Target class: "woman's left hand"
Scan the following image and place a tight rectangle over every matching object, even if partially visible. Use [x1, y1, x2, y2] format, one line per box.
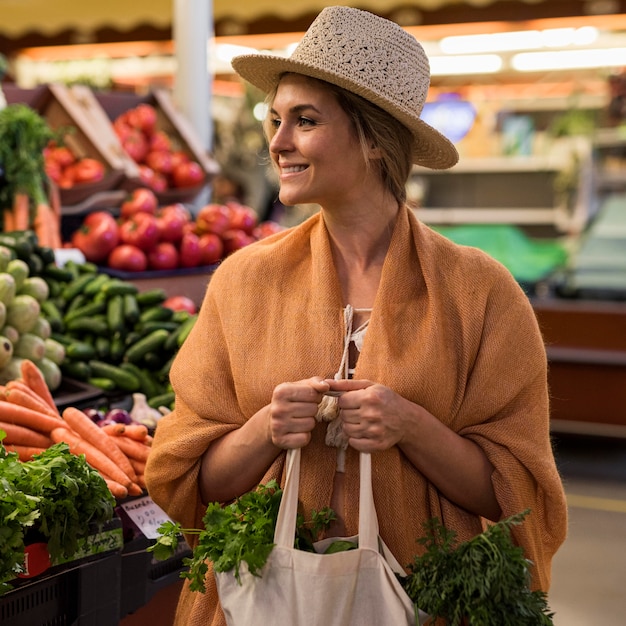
[325, 378, 413, 452]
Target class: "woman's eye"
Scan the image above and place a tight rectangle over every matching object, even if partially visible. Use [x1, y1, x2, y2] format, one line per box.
[269, 118, 281, 129]
[298, 117, 316, 127]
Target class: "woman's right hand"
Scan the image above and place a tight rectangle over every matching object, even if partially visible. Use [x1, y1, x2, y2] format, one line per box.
[269, 377, 330, 449]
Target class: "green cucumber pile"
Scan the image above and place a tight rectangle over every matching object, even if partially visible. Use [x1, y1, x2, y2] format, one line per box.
[0, 230, 196, 408]
[42, 260, 196, 408]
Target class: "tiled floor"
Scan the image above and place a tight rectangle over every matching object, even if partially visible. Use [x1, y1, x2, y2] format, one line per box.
[549, 434, 626, 625]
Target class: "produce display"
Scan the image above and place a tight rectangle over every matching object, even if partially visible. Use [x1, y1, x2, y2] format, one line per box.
[69, 187, 284, 270]
[43, 140, 106, 189]
[0, 358, 152, 499]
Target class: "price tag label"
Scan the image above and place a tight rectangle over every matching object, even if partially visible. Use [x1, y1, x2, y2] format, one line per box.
[121, 496, 172, 539]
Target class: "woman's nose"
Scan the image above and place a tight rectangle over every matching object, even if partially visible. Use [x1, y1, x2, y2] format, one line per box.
[269, 124, 292, 154]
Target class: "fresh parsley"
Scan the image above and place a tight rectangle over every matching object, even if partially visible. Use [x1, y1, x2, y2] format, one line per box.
[401, 509, 554, 626]
[149, 480, 336, 592]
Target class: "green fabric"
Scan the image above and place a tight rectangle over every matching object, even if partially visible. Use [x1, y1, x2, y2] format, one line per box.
[431, 224, 568, 283]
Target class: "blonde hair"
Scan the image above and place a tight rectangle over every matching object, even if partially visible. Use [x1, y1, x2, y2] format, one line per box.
[264, 74, 413, 204]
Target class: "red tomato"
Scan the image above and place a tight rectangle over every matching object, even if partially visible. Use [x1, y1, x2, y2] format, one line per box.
[179, 232, 202, 268]
[120, 188, 158, 218]
[108, 244, 148, 272]
[113, 118, 134, 142]
[155, 204, 189, 243]
[172, 161, 204, 188]
[198, 232, 224, 265]
[170, 150, 190, 169]
[148, 242, 179, 270]
[70, 158, 106, 184]
[145, 150, 173, 175]
[253, 220, 285, 240]
[49, 146, 76, 168]
[129, 103, 158, 135]
[222, 229, 255, 255]
[123, 129, 150, 163]
[44, 160, 62, 183]
[71, 211, 120, 264]
[119, 212, 160, 252]
[227, 203, 258, 235]
[163, 295, 197, 315]
[150, 130, 172, 153]
[196, 203, 232, 236]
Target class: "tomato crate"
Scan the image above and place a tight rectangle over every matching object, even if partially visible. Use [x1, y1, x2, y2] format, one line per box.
[0, 551, 121, 626]
[93, 88, 220, 203]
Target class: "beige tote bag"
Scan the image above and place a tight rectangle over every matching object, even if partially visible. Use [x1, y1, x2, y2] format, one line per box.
[215, 448, 420, 626]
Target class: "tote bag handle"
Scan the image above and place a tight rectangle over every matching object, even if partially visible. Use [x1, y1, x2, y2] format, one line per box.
[274, 448, 378, 551]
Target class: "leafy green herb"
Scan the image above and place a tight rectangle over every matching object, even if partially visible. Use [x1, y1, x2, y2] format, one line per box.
[401, 510, 554, 626]
[0, 437, 40, 594]
[13, 442, 115, 561]
[0, 433, 116, 595]
[150, 480, 336, 592]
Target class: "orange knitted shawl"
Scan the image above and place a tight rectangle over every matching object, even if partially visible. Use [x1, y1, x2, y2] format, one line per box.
[145, 206, 567, 626]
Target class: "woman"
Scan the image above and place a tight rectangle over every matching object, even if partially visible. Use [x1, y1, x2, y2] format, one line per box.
[145, 7, 567, 625]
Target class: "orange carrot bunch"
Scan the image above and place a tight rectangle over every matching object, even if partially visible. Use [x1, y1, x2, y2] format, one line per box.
[0, 359, 153, 499]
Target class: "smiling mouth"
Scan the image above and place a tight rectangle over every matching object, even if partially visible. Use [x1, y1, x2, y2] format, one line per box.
[282, 165, 308, 174]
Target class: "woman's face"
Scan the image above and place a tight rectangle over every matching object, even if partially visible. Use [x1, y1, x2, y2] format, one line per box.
[268, 74, 371, 209]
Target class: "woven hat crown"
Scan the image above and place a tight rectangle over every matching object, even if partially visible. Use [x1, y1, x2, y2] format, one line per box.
[231, 6, 458, 169]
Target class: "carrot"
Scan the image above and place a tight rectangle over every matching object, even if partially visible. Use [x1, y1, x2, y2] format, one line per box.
[20, 359, 57, 412]
[6, 380, 60, 416]
[62, 407, 137, 482]
[102, 477, 129, 500]
[4, 444, 47, 462]
[12, 193, 30, 231]
[4, 386, 61, 419]
[129, 457, 146, 476]
[3, 208, 15, 232]
[100, 422, 126, 436]
[50, 426, 133, 489]
[121, 423, 149, 441]
[112, 434, 151, 463]
[0, 421, 52, 448]
[0, 400, 63, 434]
[127, 482, 144, 496]
[49, 187, 63, 250]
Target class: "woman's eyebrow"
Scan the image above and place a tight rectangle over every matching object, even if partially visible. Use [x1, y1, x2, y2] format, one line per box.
[269, 103, 322, 116]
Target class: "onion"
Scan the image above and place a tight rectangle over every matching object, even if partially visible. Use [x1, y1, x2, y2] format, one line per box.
[83, 408, 105, 423]
[105, 408, 133, 425]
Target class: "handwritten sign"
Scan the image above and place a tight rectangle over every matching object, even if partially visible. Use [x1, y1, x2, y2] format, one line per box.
[121, 496, 172, 539]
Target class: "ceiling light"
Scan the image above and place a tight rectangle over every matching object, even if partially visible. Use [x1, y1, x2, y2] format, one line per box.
[430, 54, 503, 76]
[512, 47, 626, 71]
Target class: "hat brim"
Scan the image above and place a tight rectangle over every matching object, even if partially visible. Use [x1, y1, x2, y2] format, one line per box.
[232, 54, 459, 170]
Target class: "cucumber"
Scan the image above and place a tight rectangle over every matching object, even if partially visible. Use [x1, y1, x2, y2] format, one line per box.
[61, 360, 92, 381]
[124, 329, 169, 364]
[88, 377, 117, 392]
[65, 315, 109, 336]
[42, 263, 74, 283]
[40, 300, 64, 332]
[83, 273, 112, 297]
[147, 391, 175, 410]
[123, 293, 140, 324]
[120, 362, 162, 398]
[65, 340, 97, 361]
[177, 314, 198, 347]
[63, 300, 107, 325]
[61, 273, 97, 302]
[109, 334, 126, 362]
[164, 323, 185, 352]
[95, 336, 111, 360]
[135, 288, 167, 307]
[101, 279, 139, 298]
[139, 305, 173, 324]
[107, 294, 125, 334]
[138, 320, 180, 335]
[88, 360, 141, 392]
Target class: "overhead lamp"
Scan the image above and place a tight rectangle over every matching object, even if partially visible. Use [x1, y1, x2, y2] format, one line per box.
[429, 54, 503, 76]
[440, 27, 598, 54]
[512, 47, 626, 71]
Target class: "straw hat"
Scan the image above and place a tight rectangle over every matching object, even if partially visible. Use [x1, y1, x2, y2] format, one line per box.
[231, 5, 458, 170]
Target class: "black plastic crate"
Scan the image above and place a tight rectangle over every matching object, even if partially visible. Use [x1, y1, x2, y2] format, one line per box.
[0, 551, 121, 626]
[119, 535, 191, 618]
